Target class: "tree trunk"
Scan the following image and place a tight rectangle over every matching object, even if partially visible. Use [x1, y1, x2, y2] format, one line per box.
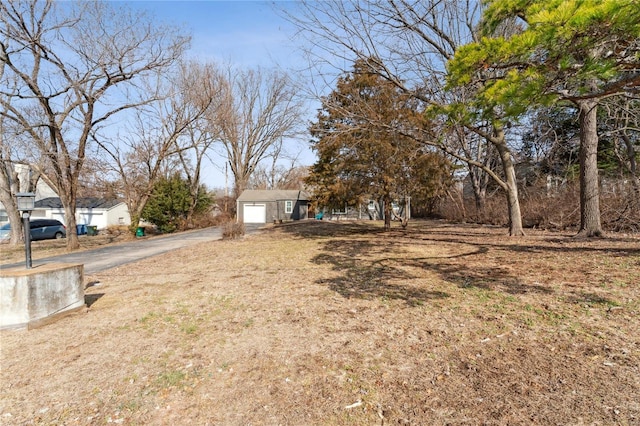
[468, 167, 487, 220]
[233, 174, 250, 200]
[0, 163, 23, 245]
[383, 195, 392, 231]
[576, 100, 604, 237]
[63, 202, 80, 250]
[494, 128, 525, 236]
[129, 213, 141, 235]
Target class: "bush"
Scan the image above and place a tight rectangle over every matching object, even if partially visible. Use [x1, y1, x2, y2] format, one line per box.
[211, 212, 234, 227]
[186, 211, 220, 230]
[435, 178, 639, 233]
[104, 225, 129, 236]
[520, 181, 580, 230]
[221, 221, 245, 240]
[142, 174, 213, 234]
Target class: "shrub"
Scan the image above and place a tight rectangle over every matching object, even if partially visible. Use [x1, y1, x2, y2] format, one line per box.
[435, 178, 638, 233]
[142, 174, 213, 234]
[222, 221, 245, 240]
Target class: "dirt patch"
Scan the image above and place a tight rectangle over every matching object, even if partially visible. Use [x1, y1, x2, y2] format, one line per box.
[1, 220, 639, 425]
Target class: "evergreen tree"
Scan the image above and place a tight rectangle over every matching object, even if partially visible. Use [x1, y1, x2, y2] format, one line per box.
[307, 59, 453, 230]
[142, 174, 212, 233]
[448, 0, 640, 236]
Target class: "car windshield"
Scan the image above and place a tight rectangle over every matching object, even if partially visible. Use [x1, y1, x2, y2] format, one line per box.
[0, 223, 10, 230]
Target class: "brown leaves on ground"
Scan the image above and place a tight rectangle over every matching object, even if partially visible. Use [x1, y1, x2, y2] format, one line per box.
[1, 220, 639, 425]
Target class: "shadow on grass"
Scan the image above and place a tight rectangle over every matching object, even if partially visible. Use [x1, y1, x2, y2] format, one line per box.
[276, 220, 637, 301]
[305, 222, 554, 299]
[566, 291, 620, 307]
[318, 276, 450, 307]
[396, 221, 640, 258]
[313, 238, 451, 306]
[422, 260, 555, 295]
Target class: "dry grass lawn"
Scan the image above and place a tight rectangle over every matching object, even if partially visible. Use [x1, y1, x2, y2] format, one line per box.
[1, 220, 639, 425]
[1, 229, 134, 264]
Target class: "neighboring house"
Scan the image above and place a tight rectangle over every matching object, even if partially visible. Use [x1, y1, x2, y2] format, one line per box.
[0, 164, 58, 225]
[236, 190, 310, 224]
[318, 198, 410, 221]
[33, 197, 131, 230]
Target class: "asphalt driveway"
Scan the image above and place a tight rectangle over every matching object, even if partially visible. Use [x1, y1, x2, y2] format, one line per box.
[1, 225, 263, 275]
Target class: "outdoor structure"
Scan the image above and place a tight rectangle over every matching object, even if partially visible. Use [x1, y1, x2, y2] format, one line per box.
[318, 198, 411, 221]
[0, 263, 85, 330]
[33, 197, 131, 230]
[237, 190, 310, 224]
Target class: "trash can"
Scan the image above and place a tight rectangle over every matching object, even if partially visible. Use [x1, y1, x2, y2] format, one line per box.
[76, 224, 87, 235]
[135, 226, 145, 237]
[87, 226, 98, 236]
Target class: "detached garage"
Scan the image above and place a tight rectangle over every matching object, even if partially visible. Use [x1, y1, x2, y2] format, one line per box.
[237, 190, 310, 224]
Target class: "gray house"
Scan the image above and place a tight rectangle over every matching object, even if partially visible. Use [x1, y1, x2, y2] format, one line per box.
[236, 190, 310, 224]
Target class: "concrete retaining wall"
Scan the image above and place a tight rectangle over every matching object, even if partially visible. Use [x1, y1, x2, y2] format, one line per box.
[0, 263, 84, 330]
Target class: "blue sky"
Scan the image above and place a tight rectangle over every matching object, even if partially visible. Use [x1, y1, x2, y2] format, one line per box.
[121, 1, 315, 190]
[125, 1, 301, 69]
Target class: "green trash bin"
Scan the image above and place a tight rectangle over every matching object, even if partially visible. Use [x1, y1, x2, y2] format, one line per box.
[135, 226, 145, 237]
[87, 226, 98, 236]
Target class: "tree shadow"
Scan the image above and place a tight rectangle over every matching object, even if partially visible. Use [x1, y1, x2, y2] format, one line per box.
[310, 227, 554, 298]
[412, 234, 640, 258]
[275, 220, 384, 239]
[566, 291, 619, 307]
[417, 259, 555, 295]
[280, 220, 636, 301]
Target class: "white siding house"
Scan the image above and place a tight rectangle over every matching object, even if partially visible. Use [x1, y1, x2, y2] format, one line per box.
[33, 197, 131, 230]
[0, 164, 58, 225]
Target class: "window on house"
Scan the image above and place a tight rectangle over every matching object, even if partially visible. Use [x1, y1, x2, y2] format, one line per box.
[285, 200, 293, 214]
[332, 204, 348, 215]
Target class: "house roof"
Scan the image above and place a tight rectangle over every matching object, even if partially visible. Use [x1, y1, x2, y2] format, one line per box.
[237, 190, 310, 202]
[35, 197, 123, 210]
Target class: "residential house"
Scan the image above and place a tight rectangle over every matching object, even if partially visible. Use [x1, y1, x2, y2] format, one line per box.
[34, 197, 130, 230]
[318, 198, 410, 221]
[0, 164, 57, 225]
[236, 190, 310, 224]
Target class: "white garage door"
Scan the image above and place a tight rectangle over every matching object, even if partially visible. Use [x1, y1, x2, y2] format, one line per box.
[243, 204, 266, 223]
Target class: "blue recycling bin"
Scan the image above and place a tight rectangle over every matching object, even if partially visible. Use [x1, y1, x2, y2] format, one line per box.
[76, 224, 87, 235]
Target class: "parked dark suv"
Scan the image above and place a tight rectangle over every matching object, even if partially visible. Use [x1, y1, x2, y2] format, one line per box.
[0, 219, 66, 241]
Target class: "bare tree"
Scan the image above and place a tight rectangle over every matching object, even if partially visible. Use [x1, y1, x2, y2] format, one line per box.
[208, 66, 305, 198]
[0, 117, 22, 245]
[96, 68, 216, 233]
[173, 62, 228, 225]
[0, 104, 42, 245]
[248, 162, 309, 190]
[0, 0, 189, 249]
[285, 0, 527, 235]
